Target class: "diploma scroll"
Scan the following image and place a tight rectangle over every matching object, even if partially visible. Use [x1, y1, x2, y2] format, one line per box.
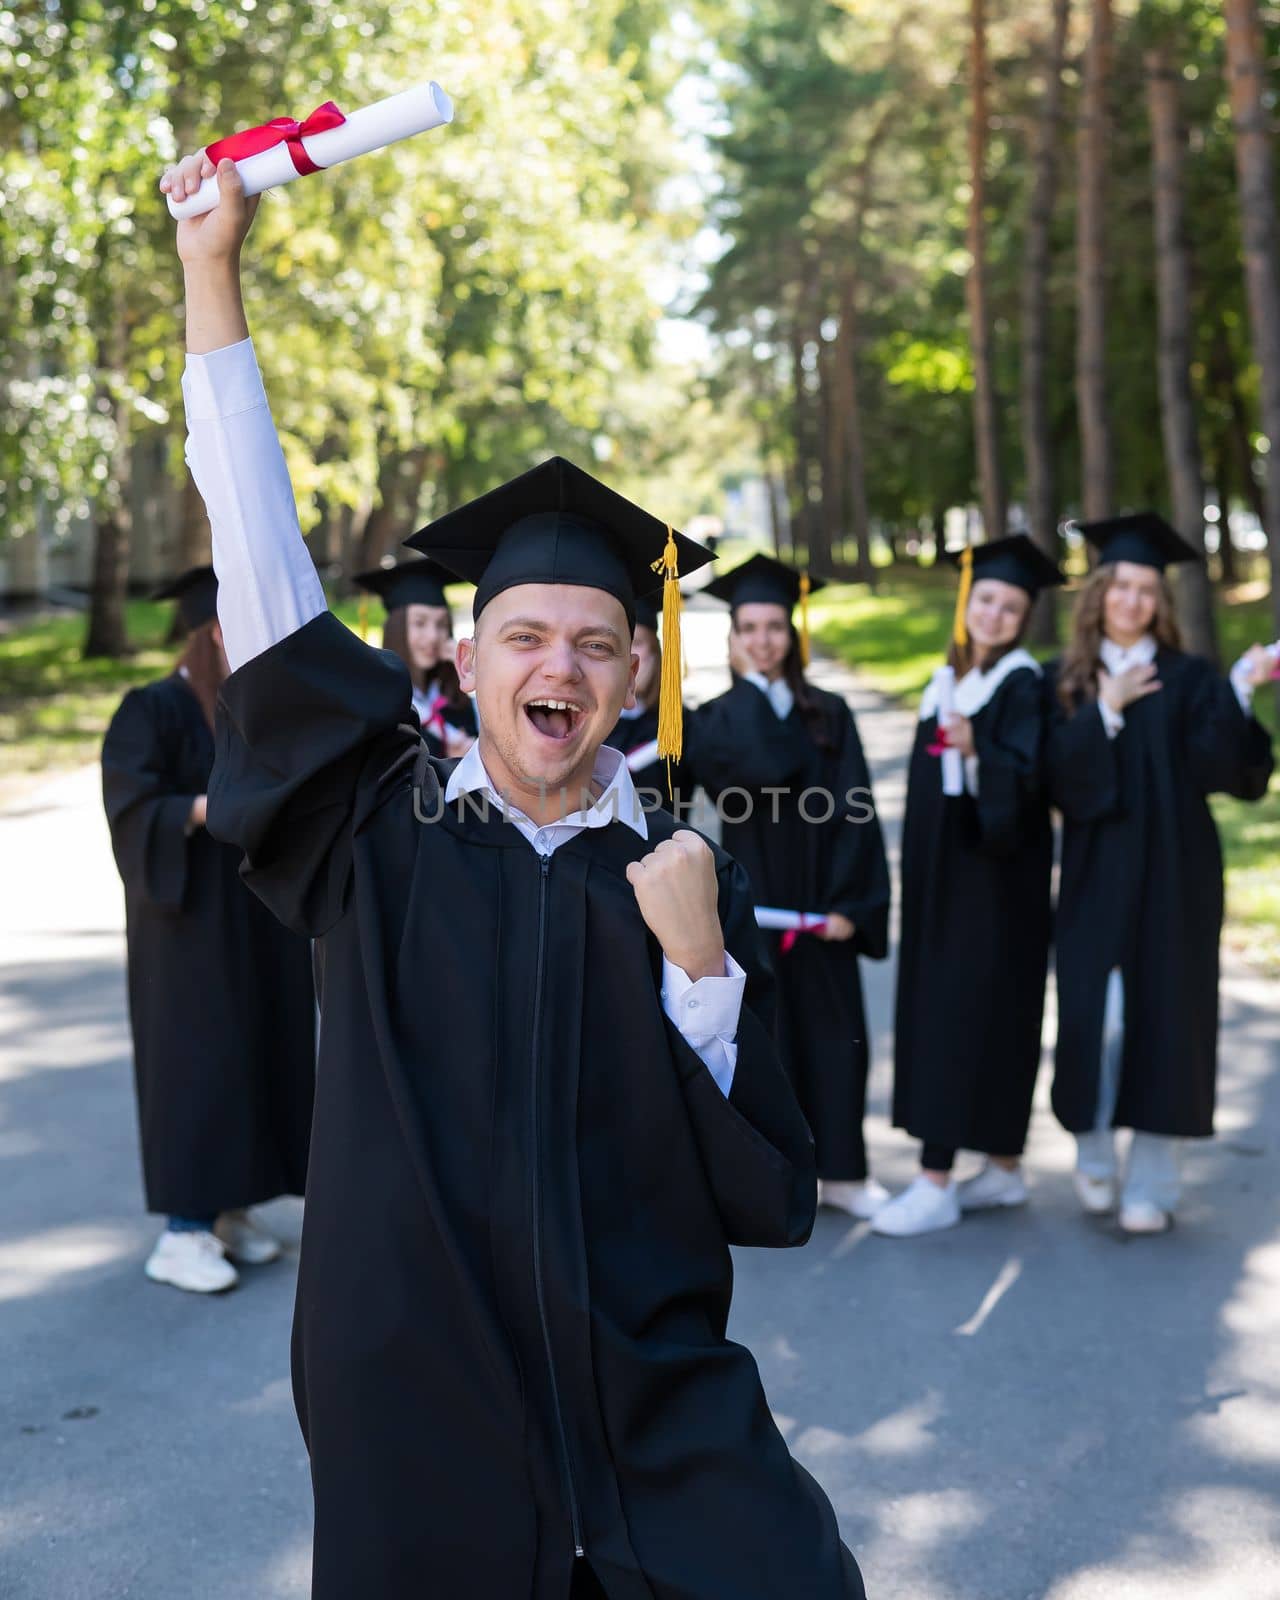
[165, 82, 455, 220]
[930, 666, 965, 796]
[624, 739, 662, 774]
[754, 906, 829, 952]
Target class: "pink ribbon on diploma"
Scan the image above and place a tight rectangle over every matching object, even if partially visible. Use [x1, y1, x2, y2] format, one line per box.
[206, 100, 347, 177]
[926, 724, 951, 759]
[780, 915, 828, 954]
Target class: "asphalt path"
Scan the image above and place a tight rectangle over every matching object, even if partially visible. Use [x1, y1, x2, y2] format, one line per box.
[1, 599, 1277, 1597]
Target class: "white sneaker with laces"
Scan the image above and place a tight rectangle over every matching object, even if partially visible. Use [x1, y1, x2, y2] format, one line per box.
[215, 1210, 283, 1266]
[1119, 1199, 1171, 1235]
[1073, 1172, 1116, 1216]
[870, 1175, 961, 1237]
[145, 1229, 239, 1294]
[818, 1177, 891, 1220]
[957, 1162, 1028, 1212]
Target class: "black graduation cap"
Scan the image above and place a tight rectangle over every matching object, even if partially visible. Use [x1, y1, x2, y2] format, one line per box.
[944, 534, 1064, 597]
[702, 553, 828, 612]
[1075, 511, 1200, 572]
[153, 565, 218, 631]
[633, 593, 660, 634]
[403, 456, 714, 629]
[353, 557, 457, 614]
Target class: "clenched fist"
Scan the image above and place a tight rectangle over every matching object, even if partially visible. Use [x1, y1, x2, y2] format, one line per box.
[625, 830, 726, 982]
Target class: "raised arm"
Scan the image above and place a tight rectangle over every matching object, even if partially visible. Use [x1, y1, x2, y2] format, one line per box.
[166, 153, 326, 669]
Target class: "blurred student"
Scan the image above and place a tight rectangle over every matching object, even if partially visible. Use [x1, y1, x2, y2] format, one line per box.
[874, 536, 1063, 1238]
[693, 555, 892, 1220]
[1046, 513, 1275, 1234]
[355, 557, 477, 758]
[102, 567, 316, 1293]
[602, 592, 690, 812]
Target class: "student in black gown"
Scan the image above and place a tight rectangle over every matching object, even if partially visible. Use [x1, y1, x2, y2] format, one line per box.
[691, 554, 892, 1221]
[601, 592, 690, 812]
[101, 566, 315, 1294]
[873, 535, 1063, 1238]
[353, 556, 477, 758]
[1045, 512, 1275, 1234]
[168, 150, 865, 1600]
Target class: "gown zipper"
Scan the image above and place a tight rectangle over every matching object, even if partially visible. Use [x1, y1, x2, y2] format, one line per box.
[530, 851, 586, 1561]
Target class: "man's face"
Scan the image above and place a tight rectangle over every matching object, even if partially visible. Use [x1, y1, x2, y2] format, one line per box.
[455, 583, 638, 803]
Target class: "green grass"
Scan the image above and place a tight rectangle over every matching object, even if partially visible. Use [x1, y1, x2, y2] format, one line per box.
[810, 566, 1280, 974]
[0, 602, 176, 784]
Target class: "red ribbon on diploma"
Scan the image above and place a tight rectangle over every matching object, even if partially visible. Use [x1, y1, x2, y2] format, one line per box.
[206, 100, 347, 177]
[780, 915, 828, 954]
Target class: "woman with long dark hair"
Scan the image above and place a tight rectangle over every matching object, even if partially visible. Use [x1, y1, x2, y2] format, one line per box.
[873, 535, 1063, 1238]
[355, 558, 476, 758]
[102, 566, 316, 1292]
[1047, 513, 1274, 1234]
[691, 555, 892, 1220]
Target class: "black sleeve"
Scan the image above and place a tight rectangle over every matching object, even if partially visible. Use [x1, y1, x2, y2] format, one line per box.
[1044, 669, 1121, 823]
[665, 856, 817, 1250]
[101, 689, 199, 911]
[971, 670, 1048, 857]
[207, 612, 422, 938]
[825, 705, 891, 958]
[1184, 658, 1275, 801]
[687, 679, 812, 795]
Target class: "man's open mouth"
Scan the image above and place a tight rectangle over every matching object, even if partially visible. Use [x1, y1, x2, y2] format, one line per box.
[523, 698, 585, 742]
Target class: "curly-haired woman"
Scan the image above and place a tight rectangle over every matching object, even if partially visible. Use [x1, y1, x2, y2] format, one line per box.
[1045, 513, 1274, 1234]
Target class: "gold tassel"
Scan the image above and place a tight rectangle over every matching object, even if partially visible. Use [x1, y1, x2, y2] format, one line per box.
[358, 595, 370, 642]
[650, 525, 684, 769]
[799, 571, 812, 670]
[952, 546, 973, 650]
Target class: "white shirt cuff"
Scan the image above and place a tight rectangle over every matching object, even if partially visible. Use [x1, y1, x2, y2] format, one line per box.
[661, 952, 746, 1099]
[1098, 698, 1125, 739]
[182, 338, 268, 421]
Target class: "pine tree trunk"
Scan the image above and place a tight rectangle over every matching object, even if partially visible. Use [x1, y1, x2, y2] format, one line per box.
[966, 0, 1007, 541]
[836, 270, 875, 584]
[1213, 429, 1239, 582]
[1076, 0, 1114, 522]
[1021, 0, 1071, 645]
[817, 332, 844, 566]
[1225, 0, 1280, 645]
[1147, 48, 1219, 662]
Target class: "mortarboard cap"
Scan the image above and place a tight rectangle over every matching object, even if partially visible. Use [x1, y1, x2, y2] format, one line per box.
[633, 593, 660, 634]
[702, 552, 828, 613]
[353, 557, 457, 614]
[1075, 511, 1199, 572]
[945, 533, 1064, 597]
[153, 565, 218, 631]
[404, 456, 714, 630]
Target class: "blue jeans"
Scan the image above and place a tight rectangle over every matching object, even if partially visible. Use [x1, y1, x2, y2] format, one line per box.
[1075, 969, 1182, 1212]
[167, 1215, 217, 1233]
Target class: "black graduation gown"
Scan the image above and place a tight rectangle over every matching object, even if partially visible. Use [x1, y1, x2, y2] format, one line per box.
[207, 614, 864, 1600]
[689, 677, 891, 1181]
[101, 675, 315, 1216]
[1045, 649, 1274, 1138]
[603, 704, 692, 816]
[892, 664, 1053, 1156]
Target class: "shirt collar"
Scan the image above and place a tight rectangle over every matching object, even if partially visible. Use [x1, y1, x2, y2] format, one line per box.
[1100, 634, 1157, 673]
[443, 737, 648, 840]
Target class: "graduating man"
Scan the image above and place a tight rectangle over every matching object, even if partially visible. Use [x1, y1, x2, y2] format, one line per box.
[165, 152, 865, 1598]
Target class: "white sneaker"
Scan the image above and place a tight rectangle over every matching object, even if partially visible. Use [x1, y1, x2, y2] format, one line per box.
[870, 1175, 961, 1238]
[145, 1229, 239, 1294]
[1119, 1199, 1172, 1235]
[957, 1162, 1028, 1212]
[215, 1210, 282, 1266]
[818, 1177, 891, 1220]
[1073, 1172, 1117, 1216]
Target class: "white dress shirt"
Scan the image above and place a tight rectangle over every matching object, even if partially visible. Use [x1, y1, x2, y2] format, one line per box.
[183, 336, 744, 1096]
[742, 671, 794, 720]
